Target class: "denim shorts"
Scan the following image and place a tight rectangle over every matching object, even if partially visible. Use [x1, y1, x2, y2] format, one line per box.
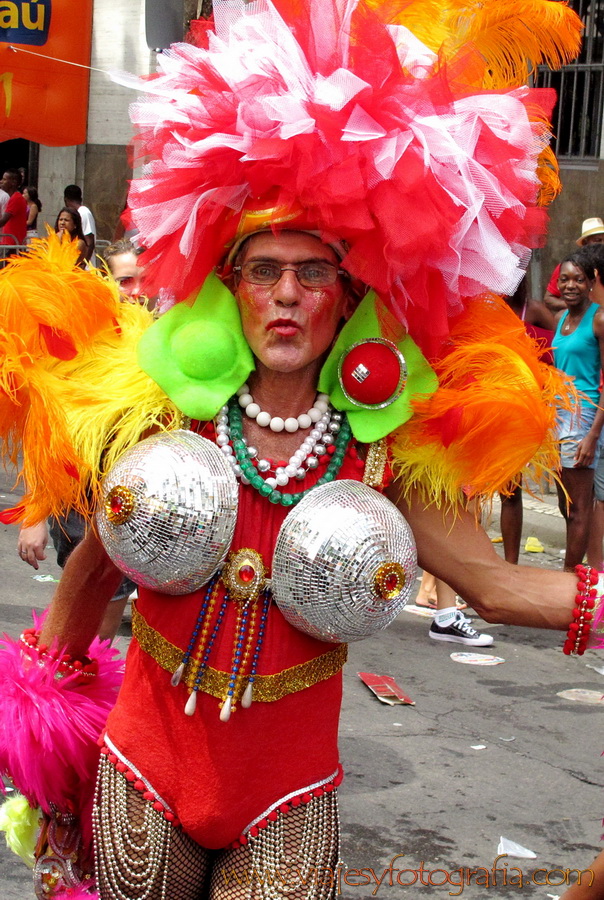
[594, 448, 604, 500]
[557, 403, 599, 470]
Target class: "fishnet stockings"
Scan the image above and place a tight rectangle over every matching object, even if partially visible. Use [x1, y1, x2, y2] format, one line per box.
[211, 793, 341, 900]
[94, 757, 340, 900]
[94, 754, 211, 900]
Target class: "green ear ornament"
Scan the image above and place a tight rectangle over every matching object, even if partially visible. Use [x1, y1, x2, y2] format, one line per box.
[137, 273, 255, 420]
[319, 291, 438, 443]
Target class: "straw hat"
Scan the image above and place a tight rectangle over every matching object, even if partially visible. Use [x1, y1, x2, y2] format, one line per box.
[576, 217, 604, 245]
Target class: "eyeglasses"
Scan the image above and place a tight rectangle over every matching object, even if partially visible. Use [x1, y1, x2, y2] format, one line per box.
[233, 260, 349, 289]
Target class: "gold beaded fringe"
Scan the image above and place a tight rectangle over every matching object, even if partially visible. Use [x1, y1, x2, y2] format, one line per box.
[132, 605, 348, 703]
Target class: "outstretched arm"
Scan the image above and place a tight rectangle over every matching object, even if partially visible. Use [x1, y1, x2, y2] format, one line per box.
[39, 527, 124, 657]
[391, 486, 577, 629]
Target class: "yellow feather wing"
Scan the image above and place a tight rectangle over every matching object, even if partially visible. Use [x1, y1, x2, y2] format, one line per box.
[0, 235, 180, 525]
[365, 0, 582, 88]
[389, 295, 576, 506]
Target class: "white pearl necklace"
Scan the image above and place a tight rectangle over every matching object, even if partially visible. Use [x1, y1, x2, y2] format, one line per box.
[236, 383, 330, 433]
[215, 394, 343, 490]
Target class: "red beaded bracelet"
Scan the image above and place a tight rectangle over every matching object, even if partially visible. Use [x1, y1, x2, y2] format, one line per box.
[20, 628, 98, 683]
[562, 564, 598, 656]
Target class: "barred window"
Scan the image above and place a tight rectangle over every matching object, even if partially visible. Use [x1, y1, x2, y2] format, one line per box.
[535, 0, 604, 159]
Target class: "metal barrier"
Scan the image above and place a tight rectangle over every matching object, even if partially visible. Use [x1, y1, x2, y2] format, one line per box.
[0, 237, 113, 267]
[0, 237, 28, 266]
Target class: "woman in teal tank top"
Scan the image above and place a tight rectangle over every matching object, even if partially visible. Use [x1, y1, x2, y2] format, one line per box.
[553, 254, 604, 570]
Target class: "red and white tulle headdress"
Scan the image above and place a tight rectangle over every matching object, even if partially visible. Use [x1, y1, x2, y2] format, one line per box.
[126, 0, 580, 356]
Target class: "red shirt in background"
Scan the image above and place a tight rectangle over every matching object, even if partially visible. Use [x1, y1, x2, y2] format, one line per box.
[546, 262, 561, 299]
[1, 192, 27, 245]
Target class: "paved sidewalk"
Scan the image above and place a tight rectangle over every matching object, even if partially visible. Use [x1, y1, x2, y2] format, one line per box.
[484, 490, 565, 562]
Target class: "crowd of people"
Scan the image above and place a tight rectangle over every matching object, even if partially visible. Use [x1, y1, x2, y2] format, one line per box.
[417, 216, 604, 644]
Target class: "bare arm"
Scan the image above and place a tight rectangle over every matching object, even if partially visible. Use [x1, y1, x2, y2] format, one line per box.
[544, 290, 566, 315]
[76, 238, 87, 268]
[390, 486, 576, 628]
[525, 297, 557, 331]
[83, 232, 95, 261]
[574, 307, 604, 467]
[39, 527, 124, 657]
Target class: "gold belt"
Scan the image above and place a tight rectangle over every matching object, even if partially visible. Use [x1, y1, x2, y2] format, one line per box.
[131, 605, 347, 703]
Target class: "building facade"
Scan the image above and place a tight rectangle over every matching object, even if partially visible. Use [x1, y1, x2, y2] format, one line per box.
[4, 0, 201, 241]
[534, 0, 604, 293]
[1, 0, 601, 273]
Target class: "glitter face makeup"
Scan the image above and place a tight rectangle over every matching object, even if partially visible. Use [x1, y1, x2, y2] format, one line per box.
[234, 232, 353, 374]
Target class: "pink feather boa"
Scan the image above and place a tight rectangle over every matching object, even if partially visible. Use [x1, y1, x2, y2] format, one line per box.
[0, 616, 123, 861]
[590, 578, 604, 649]
[53, 887, 99, 899]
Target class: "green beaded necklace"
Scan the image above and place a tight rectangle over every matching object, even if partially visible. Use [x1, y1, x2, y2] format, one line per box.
[227, 396, 352, 507]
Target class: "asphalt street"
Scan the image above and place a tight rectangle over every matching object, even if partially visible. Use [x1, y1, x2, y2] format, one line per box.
[0, 466, 603, 900]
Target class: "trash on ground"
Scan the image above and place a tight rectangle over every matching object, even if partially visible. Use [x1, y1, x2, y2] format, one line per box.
[471, 744, 487, 750]
[499, 736, 516, 742]
[497, 837, 537, 859]
[491, 536, 503, 543]
[586, 664, 604, 675]
[524, 536, 544, 552]
[450, 652, 505, 666]
[557, 688, 604, 704]
[32, 574, 59, 583]
[404, 604, 435, 618]
[358, 672, 415, 706]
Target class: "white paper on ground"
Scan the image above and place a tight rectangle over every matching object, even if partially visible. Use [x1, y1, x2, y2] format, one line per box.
[497, 837, 537, 859]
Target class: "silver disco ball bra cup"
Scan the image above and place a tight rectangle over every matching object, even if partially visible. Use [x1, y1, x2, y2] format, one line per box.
[97, 435, 417, 642]
[272, 480, 417, 642]
[96, 430, 238, 594]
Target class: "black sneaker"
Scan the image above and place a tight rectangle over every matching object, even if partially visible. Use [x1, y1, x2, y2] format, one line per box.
[429, 612, 494, 647]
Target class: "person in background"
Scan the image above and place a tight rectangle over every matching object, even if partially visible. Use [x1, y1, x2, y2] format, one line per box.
[500, 279, 557, 563]
[103, 239, 148, 304]
[553, 253, 604, 570]
[23, 186, 42, 242]
[0, 168, 27, 247]
[417, 570, 493, 646]
[544, 217, 604, 314]
[573, 243, 604, 572]
[55, 207, 87, 268]
[0, 180, 9, 219]
[63, 183, 96, 264]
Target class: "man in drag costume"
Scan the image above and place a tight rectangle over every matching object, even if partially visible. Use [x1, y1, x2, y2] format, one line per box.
[0, 1, 600, 898]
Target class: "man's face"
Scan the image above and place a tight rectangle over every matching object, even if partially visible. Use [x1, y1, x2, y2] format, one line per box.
[0, 173, 15, 195]
[233, 231, 353, 374]
[585, 234, 604, 245]
[108, 252, 145, 302]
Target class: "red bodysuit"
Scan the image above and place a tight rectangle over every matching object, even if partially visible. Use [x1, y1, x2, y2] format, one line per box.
[104, 448, 367, 849]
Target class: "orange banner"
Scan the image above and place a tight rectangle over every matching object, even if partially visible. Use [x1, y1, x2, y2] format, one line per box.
[0, 0, 93, 146]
